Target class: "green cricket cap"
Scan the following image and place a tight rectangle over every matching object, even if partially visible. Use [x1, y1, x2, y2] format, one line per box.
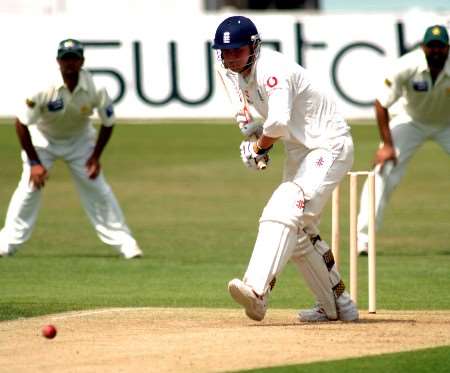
[57, 39, 84, 59]
[423, 25, 449, 46]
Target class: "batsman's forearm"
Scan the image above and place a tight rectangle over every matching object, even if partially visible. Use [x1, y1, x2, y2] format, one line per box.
[256, 134, 278, 150]
[15, 118, 41, 163]
[92, 125, 113, 159]
[374, 100, 393, 146]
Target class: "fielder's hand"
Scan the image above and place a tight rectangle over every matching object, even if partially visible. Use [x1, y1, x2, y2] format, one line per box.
[240, 140, 271, 171]
[374, 144, 397, 172]
[29, 163, 48, 190]
[86, 156, 101, 179]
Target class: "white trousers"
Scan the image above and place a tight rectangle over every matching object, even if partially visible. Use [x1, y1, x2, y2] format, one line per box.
[244, 134, 354, 294]
[357, 120, 450, 244]
[284, 135, 355, 227]
[0, 131, 138, 256]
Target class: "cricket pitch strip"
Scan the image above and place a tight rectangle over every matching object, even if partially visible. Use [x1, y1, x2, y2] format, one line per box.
[1, 308, 450, 372]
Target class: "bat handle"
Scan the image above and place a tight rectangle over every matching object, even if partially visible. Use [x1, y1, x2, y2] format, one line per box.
[248, 134, 267, 170]
[257, 156, 268, 170]
[258, 155, 269, 170]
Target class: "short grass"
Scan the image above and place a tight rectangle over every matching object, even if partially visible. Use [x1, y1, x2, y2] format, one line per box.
[243, 345, 450, 373]
[1, 121, 449, 371]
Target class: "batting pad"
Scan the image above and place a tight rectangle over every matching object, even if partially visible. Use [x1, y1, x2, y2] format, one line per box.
[313, 238, 342, 289]
[244, 221, 297, 296]
[291, 235, 338, 320]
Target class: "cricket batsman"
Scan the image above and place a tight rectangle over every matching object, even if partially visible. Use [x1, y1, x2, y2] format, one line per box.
[212, 16, 358, 321]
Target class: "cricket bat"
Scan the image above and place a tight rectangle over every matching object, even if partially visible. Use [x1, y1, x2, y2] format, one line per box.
[216, 67, 267, 170]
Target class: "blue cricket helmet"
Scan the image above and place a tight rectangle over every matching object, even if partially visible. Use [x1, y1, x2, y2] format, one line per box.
[212, 16, 260, 49]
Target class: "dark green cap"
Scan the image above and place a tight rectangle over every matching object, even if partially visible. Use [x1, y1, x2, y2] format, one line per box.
[57, 39, 84, 59]
[423, 25, 449, 46]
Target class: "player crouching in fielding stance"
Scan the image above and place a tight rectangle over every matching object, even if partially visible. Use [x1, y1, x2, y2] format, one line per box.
[212, 16, 358, 322]
[356, 25, 450, 255]
[0, 39, 142, 259]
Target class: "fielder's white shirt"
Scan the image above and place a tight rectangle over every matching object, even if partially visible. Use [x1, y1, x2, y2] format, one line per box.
[377, 48, 450, 126]
[17, 69, 115, 140]
[238, 48, 350, 149]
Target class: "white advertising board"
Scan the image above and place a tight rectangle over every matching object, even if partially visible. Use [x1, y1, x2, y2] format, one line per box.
[0, 12, 448, 120]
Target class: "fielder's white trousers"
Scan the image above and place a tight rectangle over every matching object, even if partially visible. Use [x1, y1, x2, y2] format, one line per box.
[0, 130, 139, 256]
[357, 120, 450, 245]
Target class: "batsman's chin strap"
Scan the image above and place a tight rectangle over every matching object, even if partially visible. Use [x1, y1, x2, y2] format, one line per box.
[237, 50, 258, 74]
[237, 63, 252, 74]
[240, 39, 261, 73]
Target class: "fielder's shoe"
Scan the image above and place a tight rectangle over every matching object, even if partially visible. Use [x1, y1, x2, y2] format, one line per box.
[0, 241, 12, 257]
[228, 278, 267, 321]
[336, 292, 359, 321]
[357, 238, 368, 256]
[121, 244, 143, 259]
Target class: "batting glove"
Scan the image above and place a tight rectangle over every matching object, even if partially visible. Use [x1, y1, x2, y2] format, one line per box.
[239, 121, 263, 139]
[240, 140, 271, 170]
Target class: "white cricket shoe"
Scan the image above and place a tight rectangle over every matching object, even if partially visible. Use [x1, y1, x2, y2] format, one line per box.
[0, 241, 12, 257]
[121, 244, 143, 259]
[298, 292, 359, 322]
[336, 292, 359, 321]
[357, 238, 368, 256]
[228, 279, 267, 321]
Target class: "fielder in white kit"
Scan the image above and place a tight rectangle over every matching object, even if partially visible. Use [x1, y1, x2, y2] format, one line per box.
[357, 25, 450, 255]
[0, 39, 142, 259]
[212, 16, 358, 322]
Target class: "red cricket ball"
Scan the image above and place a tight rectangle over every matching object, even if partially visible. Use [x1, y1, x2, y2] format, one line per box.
[42, 324, 57, 339]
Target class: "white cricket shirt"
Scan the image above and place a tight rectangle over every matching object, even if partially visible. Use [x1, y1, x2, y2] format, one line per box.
[238, 48, 349, 149]
[377, 48, 450, 126]
[17, 69, 115, 140]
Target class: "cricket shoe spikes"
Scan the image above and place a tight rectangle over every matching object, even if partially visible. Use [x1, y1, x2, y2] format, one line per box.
[228, 278, 268, 321]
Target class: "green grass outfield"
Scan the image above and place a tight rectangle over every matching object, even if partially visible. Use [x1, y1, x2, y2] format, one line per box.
[1, 121, 450, 371]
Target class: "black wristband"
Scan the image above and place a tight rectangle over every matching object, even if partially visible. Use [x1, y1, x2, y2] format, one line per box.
[29, 159, 42, 166]
[253, 142, 266, 155]
[254, 142, 273, 155]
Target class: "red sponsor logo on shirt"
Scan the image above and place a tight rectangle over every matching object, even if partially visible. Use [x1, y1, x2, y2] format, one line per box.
[296, 199, 305, 210]
[266, 76, 278, 88]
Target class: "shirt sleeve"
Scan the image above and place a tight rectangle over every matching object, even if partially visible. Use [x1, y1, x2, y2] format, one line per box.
[376, 61, 403, 109]
[16, 92, 42, 125]
[95, 88, 115, 126]
[261, 75, 292, 138]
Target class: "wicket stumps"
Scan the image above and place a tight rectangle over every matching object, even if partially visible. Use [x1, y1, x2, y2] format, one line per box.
[331, 171, 376, 313]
